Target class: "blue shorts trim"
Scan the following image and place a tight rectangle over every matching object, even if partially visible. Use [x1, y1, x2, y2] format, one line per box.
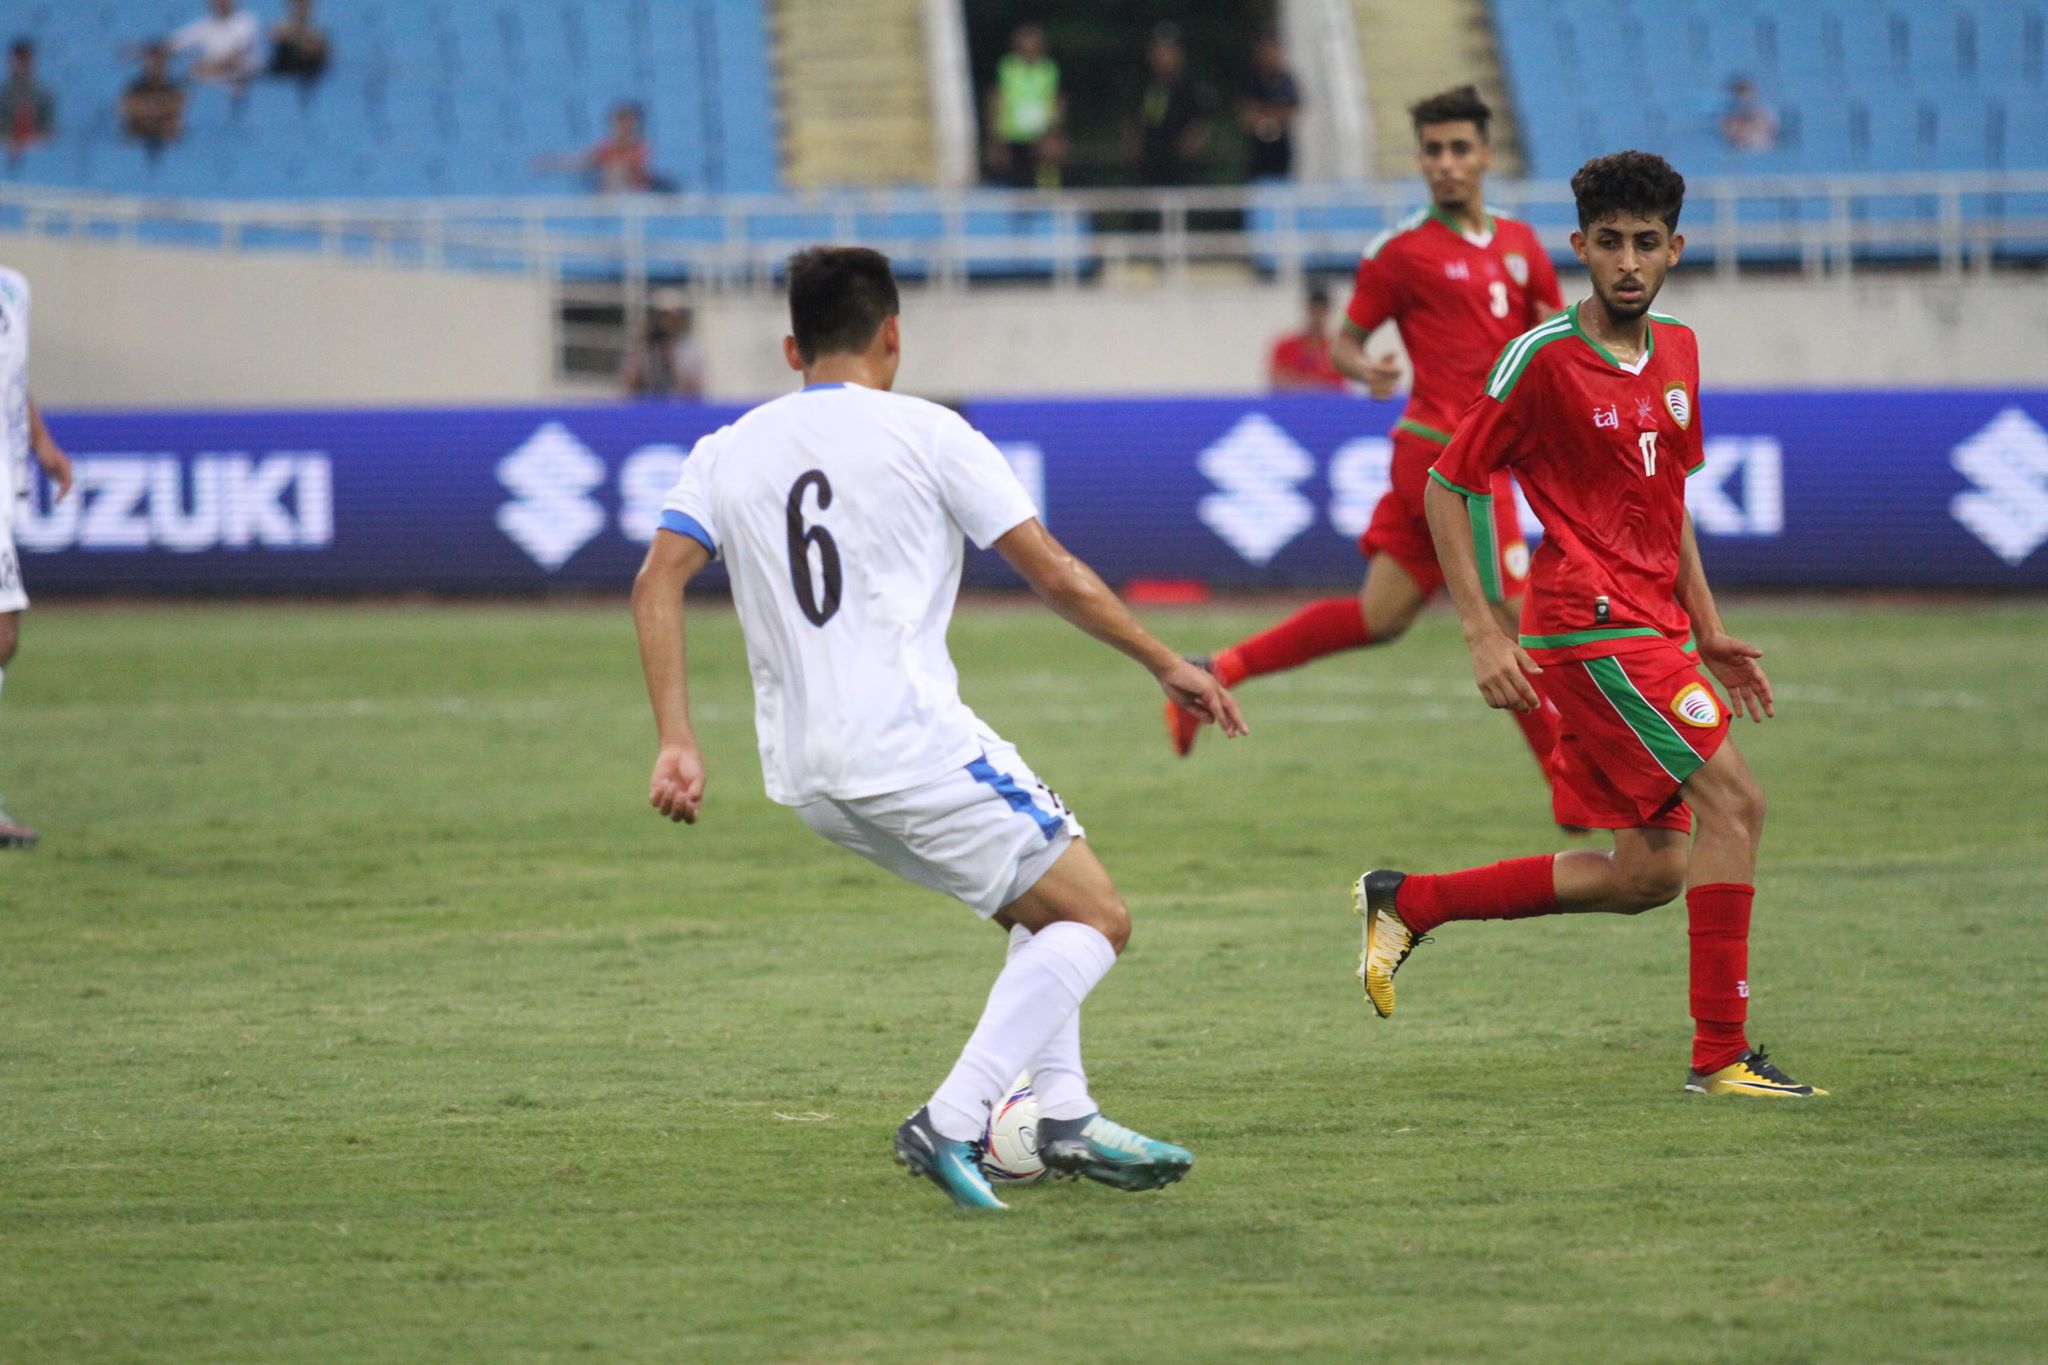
[964, 754, 1063, 842]
[658, 510, 716, 555]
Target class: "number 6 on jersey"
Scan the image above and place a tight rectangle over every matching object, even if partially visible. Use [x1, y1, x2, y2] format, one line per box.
[785, 469, 842, 626]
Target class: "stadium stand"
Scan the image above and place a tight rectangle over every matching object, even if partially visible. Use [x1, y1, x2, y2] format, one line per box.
[0, 0, 781, 196]
[1493, 0, 2048, 179]
[775, 0, 935, 187]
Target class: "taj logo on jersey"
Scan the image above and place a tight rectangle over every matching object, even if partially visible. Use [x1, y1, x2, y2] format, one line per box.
[1671, 682, 1720, 728]
[1664, 383, 1692, 429]
[1504, 252, 1529, 287]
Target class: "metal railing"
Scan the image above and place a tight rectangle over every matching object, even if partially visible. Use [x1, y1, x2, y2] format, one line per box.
[3, 172, 2045, 292]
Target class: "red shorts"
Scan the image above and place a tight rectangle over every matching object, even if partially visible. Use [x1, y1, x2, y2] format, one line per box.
[1360, 431, 1530, 602]
[1540, 640, 1730, 832]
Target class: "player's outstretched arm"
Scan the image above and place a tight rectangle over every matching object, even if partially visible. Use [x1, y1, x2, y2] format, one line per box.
[631, 530, 714, 823]
[1676, 510, 1773, 722]
[994, 519, 1247, 738]
[1424, 475, 1542, 713]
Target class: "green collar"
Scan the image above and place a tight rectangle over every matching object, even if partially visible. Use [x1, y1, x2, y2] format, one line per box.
[1428, 204, 1495, 239]
[1568, 299, 1654, 372]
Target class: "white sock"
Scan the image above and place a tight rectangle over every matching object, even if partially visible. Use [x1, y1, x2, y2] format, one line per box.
[926, 921, 1116, 1141]
[1005, 924, 1098, 1122]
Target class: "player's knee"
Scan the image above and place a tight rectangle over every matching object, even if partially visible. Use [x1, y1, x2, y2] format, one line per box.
[1367, 611, 1412, 643]
[0, 619, 18, 667]
[1615, 854, 1687, 913]
[1092, 896, 1131, 955]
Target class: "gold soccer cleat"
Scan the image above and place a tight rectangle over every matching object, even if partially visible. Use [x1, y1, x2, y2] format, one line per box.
[1353, 869, 1423, 1018]
[1684, 1047, 1829, 1098]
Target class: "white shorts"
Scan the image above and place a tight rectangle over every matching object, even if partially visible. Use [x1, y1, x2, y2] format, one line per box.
[795, 736, 1085, 918]
[0, 511, 25, 614]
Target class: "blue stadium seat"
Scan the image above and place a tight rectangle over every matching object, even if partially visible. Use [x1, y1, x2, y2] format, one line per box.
[0, 0, 783, 198]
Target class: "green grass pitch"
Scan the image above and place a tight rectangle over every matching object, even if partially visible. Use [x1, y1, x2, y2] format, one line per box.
[3, 598, 2044, 1362]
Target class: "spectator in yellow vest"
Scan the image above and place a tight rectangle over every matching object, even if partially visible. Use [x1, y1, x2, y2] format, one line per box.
[985, 24, 1064, 190]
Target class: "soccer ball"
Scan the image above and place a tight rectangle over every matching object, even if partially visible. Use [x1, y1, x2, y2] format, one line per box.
[979, 1074, 1047, 1184]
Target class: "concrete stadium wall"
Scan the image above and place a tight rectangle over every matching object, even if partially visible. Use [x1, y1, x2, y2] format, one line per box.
[4, 231, 2042, 406]
[705, 273, 2048, 400]
[1, 235, 555, 408]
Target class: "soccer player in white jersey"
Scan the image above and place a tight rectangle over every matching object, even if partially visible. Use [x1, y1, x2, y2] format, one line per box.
[631, 247, 1247, 1210]
[0, 264, 74, 849]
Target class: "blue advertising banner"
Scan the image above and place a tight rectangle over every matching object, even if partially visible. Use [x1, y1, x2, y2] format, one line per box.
[16, 391, 2048, 593]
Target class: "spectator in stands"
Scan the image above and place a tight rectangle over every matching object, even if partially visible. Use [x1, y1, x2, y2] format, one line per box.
[1238, 35, 1300, 181]
[985, 23, 1065, 190]
[1128, 23, 1217, 186]
[1719, 76, 1779, 153]
[622, 289, 708, 401]
[2, 39, 55, 163]
[121, 42, 186, 160]
[1268, 285, 1347, 391]
[538, 102, 677, 194]
[170, 0, 263, 92]
[267, 0, 330, 90]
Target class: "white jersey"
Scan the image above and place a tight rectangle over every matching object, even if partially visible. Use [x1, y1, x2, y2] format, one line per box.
[0, 266, 28, 515]
[659, 381, 1038, 806]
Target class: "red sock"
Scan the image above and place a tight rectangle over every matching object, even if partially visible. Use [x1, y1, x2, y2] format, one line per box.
[1511, 695, 1561, 775]
[1687, 883, 1753, 1074]
[1396, 856, 1561, 937]
[1213, 597, 1370, 686]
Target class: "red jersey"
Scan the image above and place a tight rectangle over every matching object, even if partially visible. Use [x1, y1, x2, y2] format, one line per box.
[1268, 332, 1346, 390]
[1344, 208, 1563, 447]
[1433, 303, 1706, 664]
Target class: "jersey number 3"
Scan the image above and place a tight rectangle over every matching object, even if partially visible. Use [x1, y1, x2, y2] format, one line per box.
[1487, 281, 1510, 318]
[785, 470, 843, 626]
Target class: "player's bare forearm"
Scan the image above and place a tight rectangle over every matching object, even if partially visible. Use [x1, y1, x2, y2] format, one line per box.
[995, 520, 1247, 736]
[1675, 511, 1774, 721]
[1425, 477, 1542, 712]
[631, 532, 710, 748]
[27, 398, 72, 497]
[1331, 326, 1370, 384]
[996, 520, 1177, 674]
[1674, 511, 1726, 639]
[632, 532, 714, 822]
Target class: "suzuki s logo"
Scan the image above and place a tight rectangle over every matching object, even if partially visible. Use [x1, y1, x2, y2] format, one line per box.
[1950, 407, 2048, 566]
[1196, 413, 1315, 565]
[496, 422, 606, 570]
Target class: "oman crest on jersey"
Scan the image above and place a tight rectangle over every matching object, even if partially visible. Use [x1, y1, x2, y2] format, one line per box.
[1504, 252, 1529, 286]
[1663, 382, 1692, 428]
[1671, 682, 1720, 728]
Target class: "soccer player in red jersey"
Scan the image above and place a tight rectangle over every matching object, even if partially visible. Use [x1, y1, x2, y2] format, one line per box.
[1355, 151, 1825, 1098]
[1167, 86, 1567, 800]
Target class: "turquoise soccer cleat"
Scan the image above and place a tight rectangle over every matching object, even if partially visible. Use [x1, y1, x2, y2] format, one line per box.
[893, 1107, 1008, 1211]
[1037, 1113, 1193, 1192]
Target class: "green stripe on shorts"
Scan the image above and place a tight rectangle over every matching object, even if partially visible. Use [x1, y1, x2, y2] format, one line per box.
[1582, 655, 1705, 783]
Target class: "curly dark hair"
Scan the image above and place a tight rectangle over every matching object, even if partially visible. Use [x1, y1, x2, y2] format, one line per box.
[1408, 85, 1491, 140]
[1571, 151, 1686, 232]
